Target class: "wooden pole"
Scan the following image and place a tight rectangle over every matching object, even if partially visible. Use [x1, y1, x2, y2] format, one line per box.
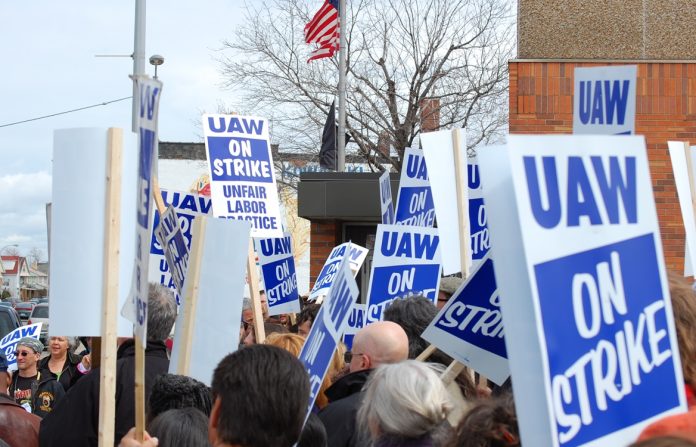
[98, 128, 123, 447]
[176, 216, 206, 375]
[134, 337, 146, 441]
[247, 240, 266, 344]
[451, 128, 471, 279]
[440, 360, 466, 386]
[415, 344, 437, 362]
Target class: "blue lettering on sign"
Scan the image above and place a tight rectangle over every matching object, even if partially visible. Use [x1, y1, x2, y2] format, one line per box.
[207, 137, 273, 183]
[327, 280, 356, 326]
[139, 84, 160, 120]
[299, 312, 335, 413]
[161, 190, 212, 215]
[367, 264, 441, 322]
[330, 245, 363, 262]
[468, 163, 481, 189]
[261, 257, 299, 306]
[380, 231, 439, 259]
[137, 130, 155, 228]
[469, 198, 489, 259]
[260, 236, 292, 257]
[578, 80, 630, 126]
[524, 156, 637, 229]
[395, 186, 436, 227]
[405, 153, 428, 180]
[434, 259, 506, 357]
[207, 116, 265, 135]
[313, 260, 341, 291]
[534, 234, 679, 447]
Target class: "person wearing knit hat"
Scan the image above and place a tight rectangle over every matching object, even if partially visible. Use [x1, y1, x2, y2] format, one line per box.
[8, 337, 65, 418]
[437, 276, 463, 309]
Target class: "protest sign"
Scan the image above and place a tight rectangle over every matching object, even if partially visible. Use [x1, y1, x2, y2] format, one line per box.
[668, 142, 696, 277]
[422, 255, 508, 385]
[203, 114, 283, 238]
[0, 323, 42, 371]
[342, 303, 365, 350]
[121, 77, 162, 344]
[299, 250, 359, 417]
[394, 147, 435, 227]
[308, 242, 368, 301]
[149, 189, 212, 300]
[479, 135, 686, 447]
[154, 206, 188, 298]
[365, 224, 442, 323]
[170, 216, 251, 385]
[573, 66, 637, 135]
[256, 232, 301, 315]
[421, 129, 470, 275]
[379, 171, 395, 224]
[468, 161, 489, 270]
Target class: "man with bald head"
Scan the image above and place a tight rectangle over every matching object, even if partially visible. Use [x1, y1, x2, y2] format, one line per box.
[319, 321, 409, 446]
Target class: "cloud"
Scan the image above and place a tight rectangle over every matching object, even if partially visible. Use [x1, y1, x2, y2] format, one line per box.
[0, 171, 51, 255]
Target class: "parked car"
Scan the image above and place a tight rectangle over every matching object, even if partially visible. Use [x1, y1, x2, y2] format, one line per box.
[38, 297, 49, 305]
[15, 302, 34, 320]
[28, 304, 49, 347]
[0, 306, 21, 340]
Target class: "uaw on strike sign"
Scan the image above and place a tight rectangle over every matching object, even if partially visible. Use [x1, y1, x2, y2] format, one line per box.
[479, 135, 686, 447]
[203, 114, 283, 238]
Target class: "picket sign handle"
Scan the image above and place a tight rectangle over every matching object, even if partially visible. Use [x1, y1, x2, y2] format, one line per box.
[151, 175, 167, 215]
[415, 344, 437, 362]
[451, 128, 471, 280]
[248, 239, 266, 344]
[440, 360, 466, 385]
[98, 128, 122, 447]
[134, 338, 146, 442]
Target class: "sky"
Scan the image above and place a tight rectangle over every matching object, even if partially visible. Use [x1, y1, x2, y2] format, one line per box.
[0, 1, 251, 260]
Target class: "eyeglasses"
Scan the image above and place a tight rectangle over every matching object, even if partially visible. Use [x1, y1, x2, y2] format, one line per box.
[13, 351, 31, 357]
[343, 351, 365, 363]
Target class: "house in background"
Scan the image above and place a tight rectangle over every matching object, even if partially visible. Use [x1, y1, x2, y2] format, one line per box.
[1, 256, 48, 300]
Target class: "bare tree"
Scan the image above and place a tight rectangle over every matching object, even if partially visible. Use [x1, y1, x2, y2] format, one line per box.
[27, 247, 44, 266]
[220, 0, 514, 176]
[1, 246, 20, 257]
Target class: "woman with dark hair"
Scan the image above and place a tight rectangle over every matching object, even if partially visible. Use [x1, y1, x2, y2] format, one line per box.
[147, 407, 211, 447]
[450, 393, 519, 447]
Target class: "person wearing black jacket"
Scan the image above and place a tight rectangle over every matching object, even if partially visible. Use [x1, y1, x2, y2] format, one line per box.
[319, 321, 409, 447]
[38, 336, 87, 392]
[39, 284, 177, 447]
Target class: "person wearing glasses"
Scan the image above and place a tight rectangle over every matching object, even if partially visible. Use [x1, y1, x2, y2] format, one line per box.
[8, 337, 65, 417]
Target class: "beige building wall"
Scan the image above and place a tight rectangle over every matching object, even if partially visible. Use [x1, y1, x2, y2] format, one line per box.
[518, 0, 696, 60]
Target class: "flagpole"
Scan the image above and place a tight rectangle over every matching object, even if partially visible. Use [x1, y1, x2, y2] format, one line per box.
[337, 0, 347, 172]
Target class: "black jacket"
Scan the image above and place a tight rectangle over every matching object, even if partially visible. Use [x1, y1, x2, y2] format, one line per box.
[38, 352, 84, 392]
[318, 369, 372, 447]
[8, 371, 66, 418]
[38, 339, 170, 447]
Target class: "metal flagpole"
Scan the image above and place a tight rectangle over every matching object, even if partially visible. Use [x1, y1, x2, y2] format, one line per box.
[132, 0, 146, 132]
[337, 0, 347, 172]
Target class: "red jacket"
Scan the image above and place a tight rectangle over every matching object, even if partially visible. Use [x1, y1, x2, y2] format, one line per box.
[0, 393, 41, 447]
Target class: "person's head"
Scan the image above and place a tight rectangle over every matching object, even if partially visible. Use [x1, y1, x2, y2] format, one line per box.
[349, 321, 409, 373]
[147, 283, 177, 342]
[15, 337, 43, 375]
[259, 290, 269, 321]
[243, 322, 289, 346]
[148, 374, 213, 423]
[630, 436, 696, 447]
[452, 392, 519, 447]
[358, 360, 452, 443]
[0, 353, 9, 394]
[438, 276, 463, 309]
[298, 412, 328, 447]
[148, 407, 211, 447]
[384, 295, 438, 359]
[210, 344, 310, 447]
[48, 336, 76, 358]
[298, 302, 321, 337]
[264, 333, 305, 357]
[667, 272, 696, 389]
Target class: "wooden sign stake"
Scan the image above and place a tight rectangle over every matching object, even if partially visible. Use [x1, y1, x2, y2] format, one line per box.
[98, 128, 123, 447]
[247, 239, 266, 344]
[451, 128, 471, 279]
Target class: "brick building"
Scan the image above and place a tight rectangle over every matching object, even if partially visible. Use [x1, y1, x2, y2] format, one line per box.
[511, 0, 696, 272]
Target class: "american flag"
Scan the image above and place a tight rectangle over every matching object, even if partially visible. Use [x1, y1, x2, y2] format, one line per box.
[304, 0, 339, 62]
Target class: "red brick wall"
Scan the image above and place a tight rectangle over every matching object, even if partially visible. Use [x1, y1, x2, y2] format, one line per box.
[509, 61, 696, 272]
[309, 220, 342, 290]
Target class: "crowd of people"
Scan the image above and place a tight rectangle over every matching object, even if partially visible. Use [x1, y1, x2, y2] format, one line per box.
[0, 274, 695, 447]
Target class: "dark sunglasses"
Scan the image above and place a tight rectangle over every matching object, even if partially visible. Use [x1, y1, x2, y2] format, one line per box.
[343, 351, 364, 363]
[13, 351, 31, 357]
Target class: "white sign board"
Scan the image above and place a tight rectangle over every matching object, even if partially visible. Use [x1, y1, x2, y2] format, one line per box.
[365, 224, 442, 323]
[668, 142, 696, 278]
[256, 233, 301, 315]
[422, 255, 508, 385]
[309, 243, 368, 301]
[421, 129, 470, 275]
[203, 114, 283, 238]
[394, 147, 435, 227]
[149, 189, 212, 301]
[51, 128, 138, 337]
[573, 66, 637, 135]
[0, 323, 42, 371]
[479, 135, 686, 447]
[342, 303, 365, 350]
[379, 171, 395, 224]
[169, 217, 251, 386]
[468, 160, 489, 270]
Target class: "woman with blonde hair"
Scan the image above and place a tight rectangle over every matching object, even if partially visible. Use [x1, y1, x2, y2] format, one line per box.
[358, 360, 453, 446]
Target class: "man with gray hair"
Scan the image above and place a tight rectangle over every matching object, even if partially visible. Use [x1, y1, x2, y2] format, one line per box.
[319, 321, 409, 447]
[40, 283, 178, 447]
[8, 337, 65, 417]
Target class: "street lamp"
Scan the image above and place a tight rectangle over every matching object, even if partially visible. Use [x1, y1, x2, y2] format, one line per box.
[149, 54, 164, 79]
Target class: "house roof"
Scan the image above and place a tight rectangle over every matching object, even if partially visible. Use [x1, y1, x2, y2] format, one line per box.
[1, 256, 25, 275]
